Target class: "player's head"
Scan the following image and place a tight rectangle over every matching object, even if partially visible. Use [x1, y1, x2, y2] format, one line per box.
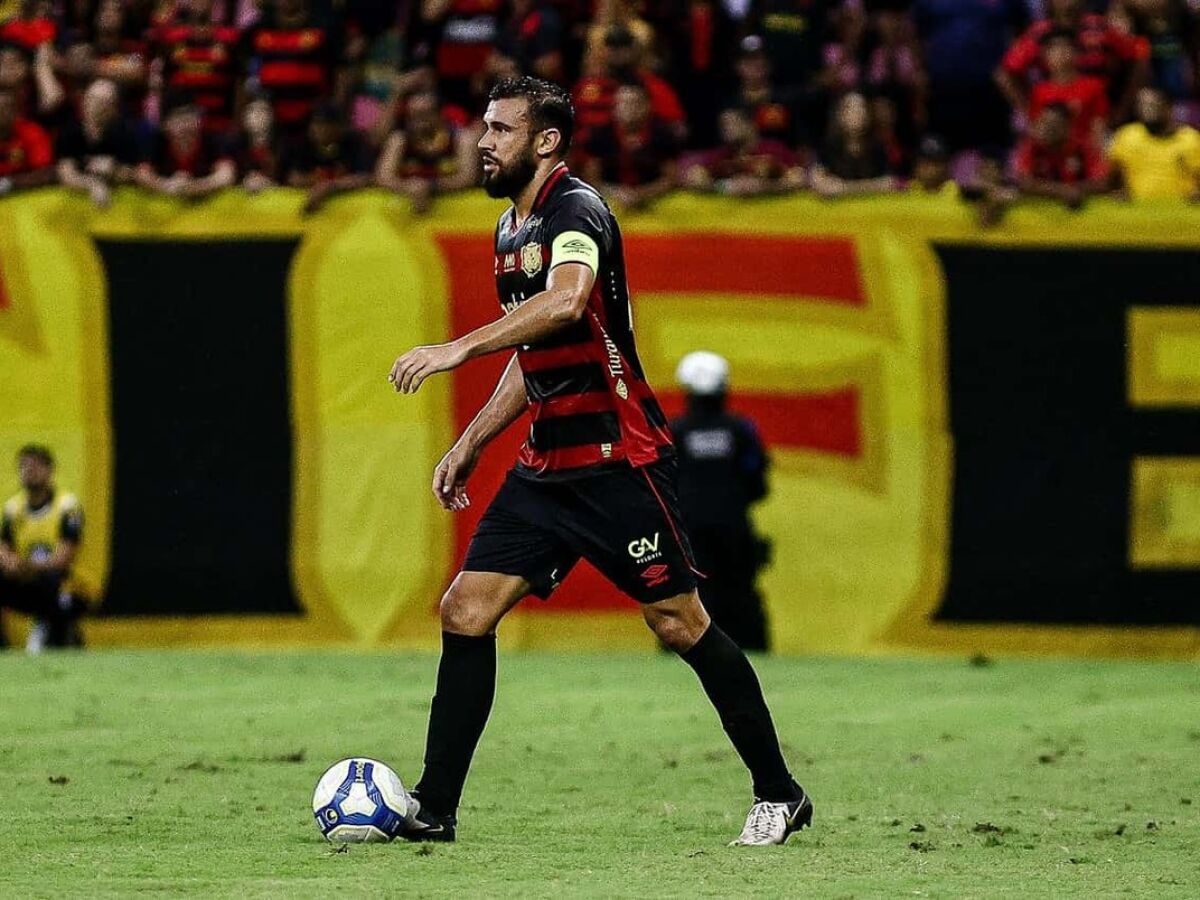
[0, 42, 31, 90]
[17, 444, 54, 492]
[479, 76, 574, 199]
[1135, 85, 1170, 131]
[1041, 28, 1077, 77]
[676, 351, 730, 406]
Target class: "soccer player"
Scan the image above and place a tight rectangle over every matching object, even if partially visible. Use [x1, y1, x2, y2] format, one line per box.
[0, 445, 86, 651]
[387, 76, 812, 847]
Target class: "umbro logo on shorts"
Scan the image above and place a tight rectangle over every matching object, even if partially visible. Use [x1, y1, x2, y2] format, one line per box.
[640, 564, 670, 588]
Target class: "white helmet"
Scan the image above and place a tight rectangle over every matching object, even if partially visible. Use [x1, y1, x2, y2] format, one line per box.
[675, 351, 730, 396]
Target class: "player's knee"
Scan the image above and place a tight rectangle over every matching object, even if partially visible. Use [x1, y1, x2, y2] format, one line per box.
[644, 595, 710, 653]
[438, 582, 492, 636]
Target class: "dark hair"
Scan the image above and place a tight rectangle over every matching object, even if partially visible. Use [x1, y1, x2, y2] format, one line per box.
[487, 76, 574, 155]
[17, 444, 53, 466]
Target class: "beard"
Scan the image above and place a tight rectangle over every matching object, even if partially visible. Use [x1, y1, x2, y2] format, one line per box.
[482, 149, 539, 199]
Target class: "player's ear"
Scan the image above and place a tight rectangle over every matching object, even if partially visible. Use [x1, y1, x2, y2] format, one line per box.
[536, 128, 563, 159]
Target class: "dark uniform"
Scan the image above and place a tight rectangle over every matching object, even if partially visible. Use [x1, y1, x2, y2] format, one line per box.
[671, 405, 771, 650]
[464, 163, 700, 604]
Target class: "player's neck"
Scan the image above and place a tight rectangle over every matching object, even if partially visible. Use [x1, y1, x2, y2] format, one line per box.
[26, 486, 52, 509]
[512, 160, 565, 224]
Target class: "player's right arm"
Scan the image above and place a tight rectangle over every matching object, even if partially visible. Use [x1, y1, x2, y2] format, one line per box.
[432, 353, 526, 511]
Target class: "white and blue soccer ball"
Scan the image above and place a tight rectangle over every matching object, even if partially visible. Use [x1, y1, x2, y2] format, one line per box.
[312, 758, 415, 842]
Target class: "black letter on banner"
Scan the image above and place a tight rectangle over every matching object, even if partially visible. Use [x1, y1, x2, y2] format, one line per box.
[98, 240, 302, 615]
[935, 246, 1200, 625]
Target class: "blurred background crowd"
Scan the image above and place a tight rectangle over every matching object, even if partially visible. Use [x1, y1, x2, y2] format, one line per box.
[1, 0, 1199, 213]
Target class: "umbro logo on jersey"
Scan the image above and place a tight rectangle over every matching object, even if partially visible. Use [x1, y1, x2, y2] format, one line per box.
[561, 238, 591, 252]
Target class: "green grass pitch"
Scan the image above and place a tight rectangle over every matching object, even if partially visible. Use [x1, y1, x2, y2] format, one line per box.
[1, 649, 1197, 898]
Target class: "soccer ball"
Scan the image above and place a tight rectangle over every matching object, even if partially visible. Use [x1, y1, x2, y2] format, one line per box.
[312, 758, 415, 842]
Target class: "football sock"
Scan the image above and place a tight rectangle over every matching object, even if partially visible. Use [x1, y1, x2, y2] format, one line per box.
[413, 631, 497, 817]
[680, 623, 799, 803]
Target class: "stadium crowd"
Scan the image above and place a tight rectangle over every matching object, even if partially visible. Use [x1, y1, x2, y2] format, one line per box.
[1, 0, 1199, 214]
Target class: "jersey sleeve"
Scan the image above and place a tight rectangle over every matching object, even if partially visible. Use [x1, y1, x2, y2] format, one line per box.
[545, 188, 610, 275]
[60, 495, 83, 544]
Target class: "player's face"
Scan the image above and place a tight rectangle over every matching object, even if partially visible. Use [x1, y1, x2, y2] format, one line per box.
[18, 455, 50, 492]
[479, 98, 540, 199]
[1136, 88, 1167, 127]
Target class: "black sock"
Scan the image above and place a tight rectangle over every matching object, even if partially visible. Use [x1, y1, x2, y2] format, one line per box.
[413, 631, 497, 817]
[681, 623, 799, 802]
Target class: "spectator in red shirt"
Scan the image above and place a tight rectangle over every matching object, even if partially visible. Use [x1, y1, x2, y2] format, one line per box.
[134, 96, 235, 197]
[1012, 101, 1107, 208]
[0, 85, 54, 197]
[582, 80, 679, 210]
[997, 0, 1150, 121]
[416, 0, 505, 111]
[0, 0, 56, 53]
[1025, 28, 1110, 148]
[680, 106, 803, 196]
[661, 0, 739, 150]
[149, 0, 242, 136]
[376, 87, 481, 213]
[572, 25, 686, 148]
[226, 97, 283, 192]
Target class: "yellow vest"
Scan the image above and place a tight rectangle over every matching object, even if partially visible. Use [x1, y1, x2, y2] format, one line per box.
[1109, 123, 1200, 200]
[2, 490, 83, 583]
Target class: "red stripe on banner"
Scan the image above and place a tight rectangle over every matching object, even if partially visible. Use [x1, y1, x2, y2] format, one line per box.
[626, 234, 865, 305]
[657, 389, 862, 457]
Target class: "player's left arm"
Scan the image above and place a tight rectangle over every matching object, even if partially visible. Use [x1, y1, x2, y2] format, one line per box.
[390, 258, 597, 394]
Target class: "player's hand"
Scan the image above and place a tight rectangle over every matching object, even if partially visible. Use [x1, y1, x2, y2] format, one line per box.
[389, 341, 468, 394]
[431, 442, 479, 511]
[0, 546, 19, 575]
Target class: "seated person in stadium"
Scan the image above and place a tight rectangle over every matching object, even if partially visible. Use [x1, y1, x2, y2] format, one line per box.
[55, 0, 149, 125]
[1023, 29, 1109, 150]
[679, 106, 803, 196]
[0, 85, 54, 196]
[581, 80, 678, 210]
[909, 134, 958, 197]
[809, 90, 899, 198]
[134, 96, 235, 198]
[1109, 86, 1200, 201]
[147, 0, 241, 137]
[0, 445, 86, 652]
[997, 0, 1149, 122]
[375, 87, 480, 213]
[724, 35, 798, 147]
[492, 0, 565, 84]
[1012, 102, 1107, 209]
[0, 39, 62, 120]
[572, 25, 686, 149]
[245, 0, 346, 136]
[55, 78, 140, 207]
[282, 101, 373, 213]
[226, 97, 282, 192]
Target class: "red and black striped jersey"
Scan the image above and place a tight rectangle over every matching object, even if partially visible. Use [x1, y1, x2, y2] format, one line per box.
[246, 23, 336, 128]
[493, 163, 674, 480]
[150, 23, 241, 134]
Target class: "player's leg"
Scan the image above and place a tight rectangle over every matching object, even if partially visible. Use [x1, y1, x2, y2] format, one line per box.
[406, 472, 578, 841]
[408, 570, 531, 837]
[642, 591, 810, 845]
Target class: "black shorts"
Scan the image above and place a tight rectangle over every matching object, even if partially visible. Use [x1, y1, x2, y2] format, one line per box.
[463, 458, 700, 604]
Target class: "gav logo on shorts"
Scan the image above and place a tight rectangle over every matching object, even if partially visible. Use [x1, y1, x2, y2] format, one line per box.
[628, 532, 661, 561]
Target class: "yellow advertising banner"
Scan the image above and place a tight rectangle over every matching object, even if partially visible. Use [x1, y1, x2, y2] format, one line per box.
[2, 188, 1199, 656]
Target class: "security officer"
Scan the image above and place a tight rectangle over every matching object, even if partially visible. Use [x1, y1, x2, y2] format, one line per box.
[0, 445, 86, 652]
[671, 352, 772, 651]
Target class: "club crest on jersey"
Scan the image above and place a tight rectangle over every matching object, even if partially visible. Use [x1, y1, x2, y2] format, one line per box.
[520, 242, 543, 277]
